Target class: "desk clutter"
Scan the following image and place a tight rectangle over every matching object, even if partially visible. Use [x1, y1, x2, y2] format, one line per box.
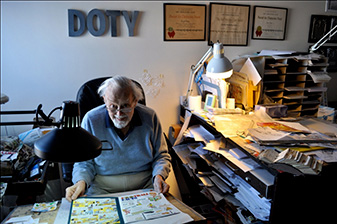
[191, 51, 335, 123]
[2, 189, 199, 224]
[1, 135, 48, 197]
[1, 128, 60, 223]
[1, 128, 54, 199]
[171, 105, 337, 223]
[231, 52, 332, 118]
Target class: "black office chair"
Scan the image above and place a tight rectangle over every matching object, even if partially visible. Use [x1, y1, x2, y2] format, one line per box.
[60, 77, 146, 184]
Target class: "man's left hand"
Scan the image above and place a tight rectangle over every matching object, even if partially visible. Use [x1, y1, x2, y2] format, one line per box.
[154, 175, 170, 194]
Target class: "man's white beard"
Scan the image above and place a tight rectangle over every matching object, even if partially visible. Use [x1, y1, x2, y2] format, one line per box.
[112, 115, 130, 129]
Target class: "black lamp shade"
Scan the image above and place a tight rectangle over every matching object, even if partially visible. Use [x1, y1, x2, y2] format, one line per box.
[34, 127, 102, 162]
[34, 101, 102, 162]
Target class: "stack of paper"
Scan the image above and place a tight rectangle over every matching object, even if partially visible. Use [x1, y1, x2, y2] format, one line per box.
[234, 179, 271, 221]
[4, 216, 39, 224]
[172, 143, 198, 172]
[186, 125, 216, 144]
[307, 71, 331, 83]
[274, 149, 323, 175]
[247, 120, 337, 146]
[211, 158, 271, 221]
[176, 111, 274, 222]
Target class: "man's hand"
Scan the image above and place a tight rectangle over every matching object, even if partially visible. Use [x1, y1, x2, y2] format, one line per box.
[153, 175, 170, 194]
[65, 180, 86, 202]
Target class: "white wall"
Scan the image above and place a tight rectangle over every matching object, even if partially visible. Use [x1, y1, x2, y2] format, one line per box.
[1, 0, 337, 136]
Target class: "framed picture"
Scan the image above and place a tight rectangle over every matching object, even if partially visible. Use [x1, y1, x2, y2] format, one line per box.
[208, 3, 250, 46]
[204, 94, 216, 111]
[326, 0, 337, 13]
[163, 3, 206, 41]
[308, 15, 337, 43]
[252, 6, 288, 40]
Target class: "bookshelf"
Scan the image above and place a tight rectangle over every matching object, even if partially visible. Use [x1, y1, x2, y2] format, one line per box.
[262, 54, 329, 117]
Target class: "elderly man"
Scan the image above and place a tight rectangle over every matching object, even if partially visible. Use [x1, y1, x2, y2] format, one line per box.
[66, 76, 171, 201]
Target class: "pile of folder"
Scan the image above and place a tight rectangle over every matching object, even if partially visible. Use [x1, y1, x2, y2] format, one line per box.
[173, 123, 272, 222]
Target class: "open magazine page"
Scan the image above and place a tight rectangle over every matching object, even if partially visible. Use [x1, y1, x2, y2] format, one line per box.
[118, 189, 180, 223]
[68, 197, 121, 224]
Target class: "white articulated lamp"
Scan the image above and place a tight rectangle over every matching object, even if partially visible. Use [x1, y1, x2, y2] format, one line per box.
[184, 42, 233, 108]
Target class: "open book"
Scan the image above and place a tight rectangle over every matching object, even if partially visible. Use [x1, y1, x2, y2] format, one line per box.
[68, 189, 181, 224]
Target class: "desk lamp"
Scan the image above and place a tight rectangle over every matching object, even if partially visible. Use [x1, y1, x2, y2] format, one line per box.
[34, 101, 102, 162]
[184, 42, 233, 108]
[206, 42, 233, 79]
[0, 101, 102, 162]
[206, 42, 233, 108]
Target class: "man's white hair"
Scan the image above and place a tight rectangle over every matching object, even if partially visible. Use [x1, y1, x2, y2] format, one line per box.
[97, 75, 144, 101]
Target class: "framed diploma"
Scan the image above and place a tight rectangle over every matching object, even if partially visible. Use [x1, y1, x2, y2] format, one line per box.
[252, 6, 288, 40]
[163, 3, 206, 41]
[208, 3, 250, 46]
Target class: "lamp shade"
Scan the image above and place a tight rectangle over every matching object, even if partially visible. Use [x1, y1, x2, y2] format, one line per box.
[206, 42, 233, 79]
[34, 101, 102, 162]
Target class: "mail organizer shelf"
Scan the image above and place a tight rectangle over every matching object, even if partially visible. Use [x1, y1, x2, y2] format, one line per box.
[262, 54, 329, 117]
[173, 107, 337, 224]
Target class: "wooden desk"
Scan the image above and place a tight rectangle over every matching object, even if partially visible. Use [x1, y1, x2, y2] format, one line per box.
[1, 202, 61, 224]
[1, 191, 205, 223]
[165, 194, 205, 222]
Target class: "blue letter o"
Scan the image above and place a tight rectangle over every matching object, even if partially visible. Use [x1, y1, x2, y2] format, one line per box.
[87, 9, 106, 36]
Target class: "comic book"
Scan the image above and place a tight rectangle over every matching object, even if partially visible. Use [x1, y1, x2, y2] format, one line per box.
[68, 189, 180, 224]
[68, 197, 120, 224]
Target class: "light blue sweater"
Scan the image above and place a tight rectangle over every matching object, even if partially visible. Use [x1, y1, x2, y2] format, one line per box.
[72, 104, 171, 188]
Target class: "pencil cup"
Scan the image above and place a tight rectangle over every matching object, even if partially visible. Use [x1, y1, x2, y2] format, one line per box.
[188, 95, 201, 111]
[226, 98, 235, 109]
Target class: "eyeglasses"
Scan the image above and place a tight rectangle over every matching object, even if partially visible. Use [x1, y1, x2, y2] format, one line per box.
[107, 104, 134, 113]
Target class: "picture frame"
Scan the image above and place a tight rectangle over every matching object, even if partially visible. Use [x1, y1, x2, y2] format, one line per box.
[163, 3, 206, 41]
[208, 3, 250, 46]
[204, 94, 216, 111]
[252, 6, 288, 40]
[308, 15, 337, 43]
[325, 0, 337, 13]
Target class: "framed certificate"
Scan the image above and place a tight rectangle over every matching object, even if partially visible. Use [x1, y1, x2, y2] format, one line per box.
[208, 3, 250, 46]
[252, 6, 288, 40]
[163, 3, 206, 41]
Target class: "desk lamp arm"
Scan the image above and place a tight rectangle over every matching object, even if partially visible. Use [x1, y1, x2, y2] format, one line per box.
[310, 24, 337, 53]
[184, 46, 213, 107]
[0, 104, 62, 126]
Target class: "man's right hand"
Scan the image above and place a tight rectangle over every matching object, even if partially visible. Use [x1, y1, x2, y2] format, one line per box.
[65, 180, 86, 202]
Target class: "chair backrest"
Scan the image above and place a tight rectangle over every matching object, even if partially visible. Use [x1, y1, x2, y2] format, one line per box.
[61, 77, 146, 183]
[76, 77, 146, 121]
